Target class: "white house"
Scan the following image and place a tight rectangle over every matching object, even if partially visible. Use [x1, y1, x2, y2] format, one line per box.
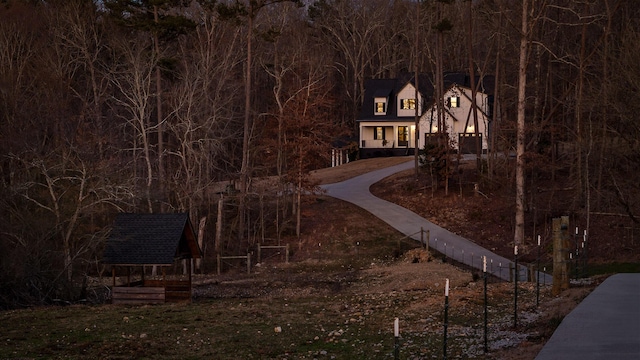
[357, 73, 493, 158]
[357, 76, 423, 158]
[419, 83, 492, 153]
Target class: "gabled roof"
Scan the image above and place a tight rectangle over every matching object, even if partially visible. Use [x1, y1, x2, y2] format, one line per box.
[357, 72, 494, 122]
[102, 213, 201, 266]
[373, 88, 393, 98]
[442, 72, 495, 95]
[358, 75, 432, 122]
[359, 78, 398, 121]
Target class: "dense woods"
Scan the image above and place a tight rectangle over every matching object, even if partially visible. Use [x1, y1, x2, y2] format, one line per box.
[1, 0, 639, 308]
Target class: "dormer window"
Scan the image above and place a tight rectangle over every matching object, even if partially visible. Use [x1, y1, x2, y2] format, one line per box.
[375, 100, 387, 114]
[373, 88, 391, 115]
[401, 99, 416, 110]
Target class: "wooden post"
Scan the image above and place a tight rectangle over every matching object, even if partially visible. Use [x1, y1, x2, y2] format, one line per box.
[552, 216, 570, 295]
[257, 244, 261, 263]
[188, 259, 192, 303]
[162, 267, 167, 302]
[112, 266, 116, 288]
[247, 253, 251, 274]
[215, 195, 223, 267]
[285, 244, 289, 263]
[426, 229, 430, 253]
[196, 216, 207, 272]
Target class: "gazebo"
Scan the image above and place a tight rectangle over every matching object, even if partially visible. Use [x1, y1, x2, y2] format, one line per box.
[102, 213, 202, 304]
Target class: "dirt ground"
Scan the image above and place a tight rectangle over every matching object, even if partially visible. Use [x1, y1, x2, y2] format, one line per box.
[191, 157, 612, 358]
[309, 156, 412, 185]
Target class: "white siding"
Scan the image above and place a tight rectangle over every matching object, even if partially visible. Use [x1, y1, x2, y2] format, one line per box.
[359, 121, 415, 149]
[396, 84, 422, 117]
[418, 85, 490, 151]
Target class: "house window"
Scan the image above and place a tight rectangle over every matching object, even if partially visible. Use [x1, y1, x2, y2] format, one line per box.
[374, 127, 385, 140]
[375, 101, 386, 114]
[398, 126, 408, 147]
[448, 96, 460, 108]
[401, 99, 415, 110]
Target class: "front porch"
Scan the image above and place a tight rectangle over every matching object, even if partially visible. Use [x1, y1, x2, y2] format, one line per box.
[359, 123, 416, 158]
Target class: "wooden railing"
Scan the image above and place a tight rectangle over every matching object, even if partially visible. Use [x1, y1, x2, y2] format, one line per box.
[362, 139, 395, 148]
[144, 279, 192, 303]
[111, 279, 191, 304]
[112, 286, 165, 305]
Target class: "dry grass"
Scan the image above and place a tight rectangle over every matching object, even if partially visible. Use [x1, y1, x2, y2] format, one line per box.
[309, 156, 413, 185]
[0, 156, 600, 359]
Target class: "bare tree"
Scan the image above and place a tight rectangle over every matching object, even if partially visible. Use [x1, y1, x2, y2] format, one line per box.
[309, 0, 389, 132]
[10, 150, 134, 282]
[217, 0, 302, 244]
[166, 13, 244, 222]
[47, 0, 110, 156]
[514, 0, 531, 248]
[109, 34, 158, 212]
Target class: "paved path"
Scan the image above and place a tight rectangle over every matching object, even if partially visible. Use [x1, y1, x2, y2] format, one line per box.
[535, 273, 640, 359]
[320, 158, 552, 283]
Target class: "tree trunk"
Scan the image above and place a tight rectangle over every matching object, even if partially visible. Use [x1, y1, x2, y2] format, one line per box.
[239, 11, 254, 244]
[414, 0, 420, 179]
[216, 195, 223, 256]
[296, 145, 302, 239]
[153, 6, 164, 206]
[467, 0, 480, 167]
[514, 0, 530, 247]
[196, 216, 206, 272]
[489, 11, 503, 182]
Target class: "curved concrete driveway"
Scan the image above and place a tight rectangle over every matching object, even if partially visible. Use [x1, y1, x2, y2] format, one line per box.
[535, 273, 640, 359]
[320, 159, 551, 283]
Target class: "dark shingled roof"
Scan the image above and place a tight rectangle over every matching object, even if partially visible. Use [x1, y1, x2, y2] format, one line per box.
[357, 72, 494, 122]
[102, 213, 201, 265]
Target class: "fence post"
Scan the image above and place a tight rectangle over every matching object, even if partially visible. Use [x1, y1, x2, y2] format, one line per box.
[257, 244, 262, 263]
[552, 216, 570, 295]
[509, 262, 514, 282]
[286, 244, 290, 263]
[247, 253, 251, 274]
[217, 254, 221, 275]
[426, 230, 430, 253]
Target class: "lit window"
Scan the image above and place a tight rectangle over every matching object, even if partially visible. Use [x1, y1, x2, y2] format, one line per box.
[374, 127, 385, 140]
[398, 126, 408, 146]
[448, 96, 460, 108]
[375, 101, 386, 114]
[401, 99, 415, 110]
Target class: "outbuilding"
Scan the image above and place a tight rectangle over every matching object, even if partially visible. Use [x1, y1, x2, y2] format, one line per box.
[102, 213, 202, 304]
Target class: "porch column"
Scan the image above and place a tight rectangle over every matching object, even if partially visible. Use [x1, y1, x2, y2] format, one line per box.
[393, 125, 397, 148]
[411, 124, 416, 149]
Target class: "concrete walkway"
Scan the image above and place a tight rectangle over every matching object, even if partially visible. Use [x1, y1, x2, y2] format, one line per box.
[320, 159, 640, 358]
[319, 158, 551, 283]
[535, 273, 640, 359]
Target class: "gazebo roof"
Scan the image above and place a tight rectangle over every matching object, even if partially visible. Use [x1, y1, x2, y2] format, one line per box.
[102, 213, 201, 266]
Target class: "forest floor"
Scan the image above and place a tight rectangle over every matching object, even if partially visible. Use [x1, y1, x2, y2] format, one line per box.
[2, 156, 637, 359]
